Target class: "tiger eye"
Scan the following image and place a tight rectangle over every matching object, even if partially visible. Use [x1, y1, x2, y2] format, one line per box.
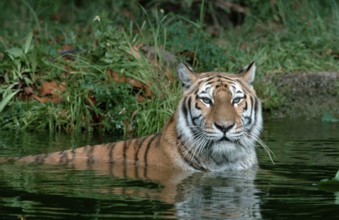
[201, 97, 213, 105]
[232, 97, 242, 104]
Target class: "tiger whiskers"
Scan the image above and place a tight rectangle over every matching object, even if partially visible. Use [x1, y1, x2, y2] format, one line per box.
[188, 130, 207, 164]
[178, 127, 209, 168]
[235, 139, 253, 155]
[243, 132, 275, 164]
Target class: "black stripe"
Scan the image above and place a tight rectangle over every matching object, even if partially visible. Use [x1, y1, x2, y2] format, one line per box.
[192, 115, 202, 122]
[193, 86, 201, 95]
[176, 134, 207, 171]
[244, 116, 252, 126]
[59, 150, 67, 164]
[108, 143, 116, 163]
[205, 77, 219, 85]
[68, 149, 76, 169]
[70, 149, 76, 164]
[254, 97, 258, 112]
[122, 141, 130, 178]
[187, 96, 196, 128]
[206, 75, 234, 83]
[243, 99, 248, 111]
[154, 132, 161, 147]
[196, 79, 205, 87]
[155, 133, 161, 147]
[187, 96, 192, 116]
[134, 137, 147, 163]
[249, 96, 255, 129]
[86, 146, 95, 167]
[252, 98, 259, 127]
[134, 136, 147, 178]
[143, 135, 158, 177]
[180, 147, 207, 171]
[183, 96, 193, 129]
[195, 94, 200, 100]
[187, 144, 206, 170]
[194, 102, 201, 110]
[181, 97, 188, 118]
[143, 135, 157, 166]
[123, 141, 129, 163]
[3, 157, 17, 164]
[205, 81, 214, 86]
[249, 96, 254, 118]
[176, 132, 182, 141]
[187, 97, 193, 124]
[107, 143, 116, 176]
[235, 79, 250, 93]
[191, 114, 200, 127]
[34, 153, 48, 164]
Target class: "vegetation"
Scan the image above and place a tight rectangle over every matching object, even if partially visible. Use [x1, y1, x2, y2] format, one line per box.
[0, 0, 338, 136]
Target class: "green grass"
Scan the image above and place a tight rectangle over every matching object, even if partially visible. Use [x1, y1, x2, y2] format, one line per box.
[0, 0, 338, 136]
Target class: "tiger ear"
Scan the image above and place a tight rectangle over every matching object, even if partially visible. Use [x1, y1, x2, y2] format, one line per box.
[178, 63, 197, 90]
[240, 62, 256, 84]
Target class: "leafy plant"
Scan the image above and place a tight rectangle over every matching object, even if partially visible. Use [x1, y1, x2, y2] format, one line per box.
[0, 31, 39, 114]
[0, 84, 20, 113]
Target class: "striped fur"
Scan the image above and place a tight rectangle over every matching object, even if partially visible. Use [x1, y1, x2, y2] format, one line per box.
[7, 62, 264, 171]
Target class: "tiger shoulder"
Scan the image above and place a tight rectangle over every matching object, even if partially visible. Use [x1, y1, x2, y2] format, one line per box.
[11, 62, 265, 172]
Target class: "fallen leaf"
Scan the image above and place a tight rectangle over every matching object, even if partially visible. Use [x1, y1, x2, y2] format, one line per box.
[135, 94, 145, 103]
[34, 81, 66, 104]
[39, 81, 66, 96]
[128, 78, 143, 89]
[107, 69, 153, 101]
[85, 92, 96, 106]
[129, 45, 142, 59]
[32, 95, 63, 104]
[24, 86, 34, 95]
[107, 69, 127, 83]
[165, 67, 175, 82]
[141, 45, 177, 66]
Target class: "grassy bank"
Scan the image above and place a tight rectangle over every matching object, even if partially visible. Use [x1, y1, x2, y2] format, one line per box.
[0, 0, 338, 136]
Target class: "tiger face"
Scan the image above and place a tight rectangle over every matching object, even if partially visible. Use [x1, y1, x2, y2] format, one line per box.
[176, 63, 263, 171]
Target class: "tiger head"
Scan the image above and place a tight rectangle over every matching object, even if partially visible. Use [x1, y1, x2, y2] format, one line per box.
[176, 62, 263, 171]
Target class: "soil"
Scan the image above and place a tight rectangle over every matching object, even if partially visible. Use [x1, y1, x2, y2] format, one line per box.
[265, 72, 339, 118]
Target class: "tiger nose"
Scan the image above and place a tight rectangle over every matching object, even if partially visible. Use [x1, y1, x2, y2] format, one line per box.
[214, 122, 235, 133]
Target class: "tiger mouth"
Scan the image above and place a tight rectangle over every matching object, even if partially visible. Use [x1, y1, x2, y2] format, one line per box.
[217, 136, 236, 143]
[218, 136, 232, 142]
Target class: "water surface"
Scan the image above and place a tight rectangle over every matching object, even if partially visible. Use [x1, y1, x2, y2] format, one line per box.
[0, 118, 338, 219]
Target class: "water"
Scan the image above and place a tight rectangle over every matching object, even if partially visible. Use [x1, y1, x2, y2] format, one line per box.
[0, 118, 338, 219]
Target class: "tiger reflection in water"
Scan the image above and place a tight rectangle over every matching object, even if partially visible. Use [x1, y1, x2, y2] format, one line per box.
[108, 166, 262, 219]
[174, 170, 261, 220]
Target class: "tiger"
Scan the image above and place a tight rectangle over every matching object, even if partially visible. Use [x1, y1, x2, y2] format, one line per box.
[3, 62, 267, 171]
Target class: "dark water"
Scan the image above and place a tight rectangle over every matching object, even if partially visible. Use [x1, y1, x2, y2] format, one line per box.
[0, 118, 338, 219]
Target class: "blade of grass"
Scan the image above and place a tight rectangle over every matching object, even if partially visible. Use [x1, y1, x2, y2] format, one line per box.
[24, 31, 33, 54]
[21, 0, 40, 32]
[0, 88, 19, 114]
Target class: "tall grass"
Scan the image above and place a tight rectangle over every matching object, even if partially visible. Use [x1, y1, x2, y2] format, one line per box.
[225, 0, 338, 72]
[0, 0, 338, 136]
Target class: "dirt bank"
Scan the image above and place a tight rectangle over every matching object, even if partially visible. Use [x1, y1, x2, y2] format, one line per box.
[264, 72, 339, 118]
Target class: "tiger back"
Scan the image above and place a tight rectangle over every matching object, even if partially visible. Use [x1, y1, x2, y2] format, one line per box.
[7, 62, 264, 172]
